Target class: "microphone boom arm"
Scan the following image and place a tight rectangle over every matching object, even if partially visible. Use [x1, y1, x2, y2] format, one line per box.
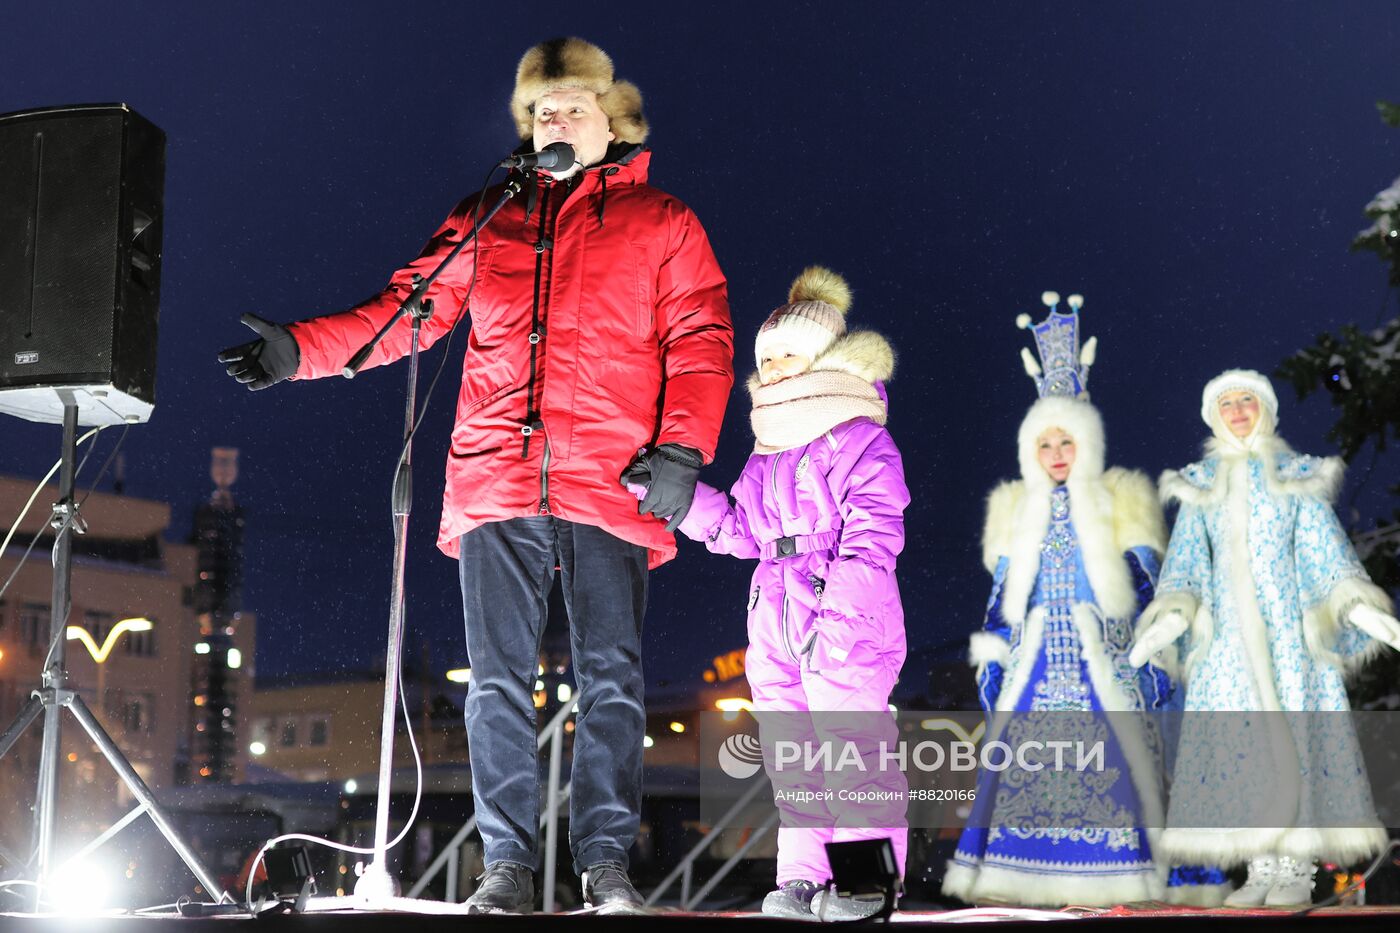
[342, 174, 525, 378]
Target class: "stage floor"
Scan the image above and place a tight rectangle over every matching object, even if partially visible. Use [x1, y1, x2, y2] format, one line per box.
[4, 901, 1400, 931]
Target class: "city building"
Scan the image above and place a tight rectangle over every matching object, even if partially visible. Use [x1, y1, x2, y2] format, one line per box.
[0, 473, 214, 849]
[187, 448, 254, 784]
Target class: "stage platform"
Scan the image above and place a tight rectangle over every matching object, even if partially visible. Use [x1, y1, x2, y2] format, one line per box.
[3, 902, 1400, 931]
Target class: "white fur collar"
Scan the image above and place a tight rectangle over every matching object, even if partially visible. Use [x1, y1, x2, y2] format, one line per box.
[1159, 435, 1344, 508]
[984, 467, 1164, 624]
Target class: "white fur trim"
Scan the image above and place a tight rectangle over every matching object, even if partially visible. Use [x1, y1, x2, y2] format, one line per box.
[993, 608, 1045, 714]
[988, 473, 1142, 625]
[1183, 604, 1214, 683]
[1159, 466, 1223, 508]
[942, 856, 1165, 908]
[968, 632, 1012, 670]
[1200, 369, 1279, 427]
[1161, 826, 1388, 869]
[981, 481, 1023, 574]
[997, 490, 1049, 626]
[1305, 576, 1395, 678]
[1016, 397, 1105, 488]
[1105, 468, 1168, 554]
[1135, 590, 1196, 679]
[1161, 437, 1344, 509]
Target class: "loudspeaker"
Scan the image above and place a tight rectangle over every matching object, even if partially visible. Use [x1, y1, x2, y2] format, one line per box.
[0, 103, 165, 426]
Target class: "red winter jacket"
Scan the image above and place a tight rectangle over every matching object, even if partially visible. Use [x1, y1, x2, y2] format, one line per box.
[287, 147, 733, 567]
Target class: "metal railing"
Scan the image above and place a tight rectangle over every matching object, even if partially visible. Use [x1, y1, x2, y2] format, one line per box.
[409, 702, 780, 913]
[406, 699, 575, 908]
[644, 778, 776, 910]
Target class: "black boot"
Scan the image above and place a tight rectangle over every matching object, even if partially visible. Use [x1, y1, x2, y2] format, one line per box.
[582, 863, 647, 914]
[464, 861, 535, 914]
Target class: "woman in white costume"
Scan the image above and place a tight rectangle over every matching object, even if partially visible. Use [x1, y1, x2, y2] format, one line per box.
[1131, 369, 1400, 908]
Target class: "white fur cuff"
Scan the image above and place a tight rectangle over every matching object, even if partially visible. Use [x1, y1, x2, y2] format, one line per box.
[968, 632, 1011, 669]
[1304, 576, 1396, 677]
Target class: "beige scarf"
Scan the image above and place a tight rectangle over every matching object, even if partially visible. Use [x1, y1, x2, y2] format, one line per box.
[749, 370, 886, 453]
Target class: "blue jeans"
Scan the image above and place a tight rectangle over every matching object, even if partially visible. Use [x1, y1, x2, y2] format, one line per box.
[459, 517, 647, 875]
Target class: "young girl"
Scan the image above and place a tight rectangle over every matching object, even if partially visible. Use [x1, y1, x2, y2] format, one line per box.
[631, 267, 908, 920]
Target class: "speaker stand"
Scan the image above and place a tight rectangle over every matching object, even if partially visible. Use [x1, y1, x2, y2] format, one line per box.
[0, 398, 230, 910]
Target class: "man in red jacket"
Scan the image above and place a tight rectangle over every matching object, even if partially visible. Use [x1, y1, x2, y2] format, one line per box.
[220, 37, 733, 914]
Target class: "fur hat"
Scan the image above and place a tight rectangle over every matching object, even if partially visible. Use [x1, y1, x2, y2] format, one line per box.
[1017, 396, 1106, 490]
[1201, 368, 1278, 450]
[510, 37, 648, 144]
[754, 267, 851, 367]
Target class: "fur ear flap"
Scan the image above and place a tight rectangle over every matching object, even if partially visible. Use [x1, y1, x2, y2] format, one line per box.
[788, 266, 852, 314]
[597, 79, 648, 143]
[810, 330, 894, 382]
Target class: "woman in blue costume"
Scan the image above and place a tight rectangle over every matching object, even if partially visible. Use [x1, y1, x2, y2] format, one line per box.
[942, 295, 1176, 907]
[1130, 369, 1400, 908]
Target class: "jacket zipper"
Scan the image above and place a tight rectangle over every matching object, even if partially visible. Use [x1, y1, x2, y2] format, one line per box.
[780, 596, 798, 663]
[771, 450, 800, 662]
[522, 180, 552, 459]
[539, 437, 551, 514]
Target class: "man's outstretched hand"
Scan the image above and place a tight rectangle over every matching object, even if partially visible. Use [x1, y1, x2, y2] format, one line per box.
[218, 313, 300, 391]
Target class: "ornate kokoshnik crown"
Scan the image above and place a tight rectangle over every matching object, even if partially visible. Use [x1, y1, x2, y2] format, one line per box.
[1017, 291, 1097, 400]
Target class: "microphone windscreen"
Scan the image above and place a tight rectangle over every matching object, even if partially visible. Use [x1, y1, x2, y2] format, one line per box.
[542, 141, 575, 168]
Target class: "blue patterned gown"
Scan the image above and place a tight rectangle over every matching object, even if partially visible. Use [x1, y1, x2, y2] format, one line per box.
[1156, 448, 1388, 868]
[943, 486, 1172, 907]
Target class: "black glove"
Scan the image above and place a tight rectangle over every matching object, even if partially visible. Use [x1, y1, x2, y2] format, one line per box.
[218, 313, 300, 391]
[631, 444, 703, 532]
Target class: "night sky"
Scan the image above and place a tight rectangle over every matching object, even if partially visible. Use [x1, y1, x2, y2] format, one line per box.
[2, 3, 1397, 699]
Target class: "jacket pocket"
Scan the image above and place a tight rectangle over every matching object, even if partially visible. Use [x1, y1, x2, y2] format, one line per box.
[460, 381, 518, 418]
[630, 241, 656, 338]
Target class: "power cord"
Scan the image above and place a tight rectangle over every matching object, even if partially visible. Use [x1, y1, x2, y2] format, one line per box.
[242, 662, 425, 911]
[1294, 839, 1399, 915]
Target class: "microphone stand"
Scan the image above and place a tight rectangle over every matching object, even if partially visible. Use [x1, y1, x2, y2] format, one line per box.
[344, 173, 524, 905]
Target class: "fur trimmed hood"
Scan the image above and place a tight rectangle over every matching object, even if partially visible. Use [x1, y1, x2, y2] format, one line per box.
[1016, 396, 1105, 493]
[511, 37, 649, 144]
[745, 329, 895, 395]
[984, 465, 1166, 624]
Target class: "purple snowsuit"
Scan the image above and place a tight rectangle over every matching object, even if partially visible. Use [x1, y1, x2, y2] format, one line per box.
[677, 411, 910, 884]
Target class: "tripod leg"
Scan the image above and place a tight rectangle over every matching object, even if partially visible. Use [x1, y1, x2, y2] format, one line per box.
[65, 695, 230, 903]
[0, 695, 43, 762]
[32, 695, 64, 892]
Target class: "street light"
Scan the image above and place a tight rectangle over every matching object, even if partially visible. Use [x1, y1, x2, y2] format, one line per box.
[66, 617, 154, 726]
[66, 617, 154, 664]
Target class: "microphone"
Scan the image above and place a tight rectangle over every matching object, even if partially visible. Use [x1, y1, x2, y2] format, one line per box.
[499, 141, 575, 171]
